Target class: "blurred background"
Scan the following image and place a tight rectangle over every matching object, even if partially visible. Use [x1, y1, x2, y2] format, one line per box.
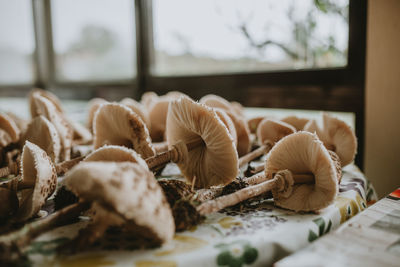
[0, 0, 399, 197]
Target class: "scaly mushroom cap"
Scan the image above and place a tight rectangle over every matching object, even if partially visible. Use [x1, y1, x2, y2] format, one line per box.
[214, 108, 238, 147]
[166, 97, 239, 188]
[256, 119, 296, 145]
[200, 95, 250, 156]
[29, 89, 63, 117]
[65, 161, 174, 243]
[15, 141, 57, 221]
[265, 131, 338, 212]
[304, 113, 357, 166]
[31, 95, 73, 161]
[23, 116, 61, 163]
[0, 113, 20, 147]
[148, 98, 170, 142]
[281, 115, 309, 131]
[84, 145, 148, 169]
[121, 97, 150, 128]
[87, 98, 108, 132]
[93, 103, 155, 159]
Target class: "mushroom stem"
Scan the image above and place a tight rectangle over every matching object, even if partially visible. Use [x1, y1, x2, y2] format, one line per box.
[196, 171, 314, 215]
[0, 201, 90, 258]
[55, 156, 85, 176]
[246, 163, 264, 176]
[145, 139, 205, 170]
[153, 142, 169, 154]
[238, 141, 273, 168]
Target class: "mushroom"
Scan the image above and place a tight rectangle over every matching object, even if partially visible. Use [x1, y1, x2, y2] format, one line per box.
[148, 97, 171, 142]
[0, 141, 57, 222]
[214, 108, 238, 147]
[5, 112, 28, 135]
[238, 119, 296, 169]
[93, 103, 155, 159]
[140, 91, 158, 110]
[281, 115, 310, 131]
[22, 115, 61, 163]
[120, 97, 150, 128]
[196, 132, 338, 214]
[87, 98, 108, 132]
[163, 96, 239, 188]
[304, 113, 357, 167]
[68, 119, 93, 145]
[29, 89, 63, 117]
[200, 94, 251, 157]
[64, 161, 174, 249]
[30, 94, 73, 161]
[0, 113, 20, 148]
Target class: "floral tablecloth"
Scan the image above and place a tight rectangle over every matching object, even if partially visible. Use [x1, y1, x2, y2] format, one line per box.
[21, 164, 377, 267]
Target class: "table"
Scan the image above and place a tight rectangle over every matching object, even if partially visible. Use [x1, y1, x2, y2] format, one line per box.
[0, 97, 377, 266]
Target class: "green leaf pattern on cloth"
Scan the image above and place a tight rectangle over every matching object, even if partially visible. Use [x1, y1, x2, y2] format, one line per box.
[308, 217, 333, 242]
[215, 240, 258, 267]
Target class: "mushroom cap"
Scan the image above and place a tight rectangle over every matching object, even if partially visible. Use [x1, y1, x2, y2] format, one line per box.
[5, 112, 28, 134]
[65, 161, 174, 243]
[256, 119, 296, 145]
[166, 97, 239, 188]
[93, 103, 155, 159]
[0, 113, 20, 147]
[121, 97, 150, 128]
[281, 115, 309, 131]
[140, 91, 159, 110]
[87, 98, 108, 131]
[214, 108, 238, 147]
[15, 141, 57, 221]
[69, 119, 93, 145]
[84, 145, 148, 169]
[304, 113, 357, 166]
[200, 94, 232, 112]
[23, 115, 61, 163]
[31, 94, 73, 161]
[230, 101, 244, 118]
[29, 89, 63, 117]
[265, 131, 338, 212]
[148, 98, 170, 142]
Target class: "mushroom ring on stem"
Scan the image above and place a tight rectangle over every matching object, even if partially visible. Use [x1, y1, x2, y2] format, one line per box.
[159, 96, 239, 189]
[196, 131, 338, 214]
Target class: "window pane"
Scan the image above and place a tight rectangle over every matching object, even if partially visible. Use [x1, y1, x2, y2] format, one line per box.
[152, 0, 349, 76]
[0, 0, 35, 84]
[51, 0, 136, 82]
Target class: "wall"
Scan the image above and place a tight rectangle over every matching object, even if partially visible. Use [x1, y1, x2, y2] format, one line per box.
[365, 0, 400, 197]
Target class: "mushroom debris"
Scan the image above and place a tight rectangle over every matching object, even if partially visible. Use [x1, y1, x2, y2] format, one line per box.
[93, 103, 155, 159]
[200, 94, 251, 157]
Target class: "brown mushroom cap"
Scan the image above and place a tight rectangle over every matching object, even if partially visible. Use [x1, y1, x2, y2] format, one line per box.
[0, 113, 20, 147]
[65, 161, 174, 243]
[23, 116, 61, 163]
[15, 141, 57, 221]
[93, 103, 155, 159]
[148, 98, 170, 142]
[84, 145, 148, 169]
[87, 98, 108, 132]
[5, 112, 28, 134]
[214, 108, 238, 147]
[140, 91, 159, 110]
[230, 101, 244, 118]
[69, 119, 93, 145]
[121, 97, 150, 128]
[304, 113, 357, 166]
[31, 95, 73, 161]
[256, 119, 296, 145]
[200, 94, 232, 112]
[265, 131, 338, 212]
[166, 97, 239, 188]
[281, 115, 309, 131]
[29, 89, 63, 117]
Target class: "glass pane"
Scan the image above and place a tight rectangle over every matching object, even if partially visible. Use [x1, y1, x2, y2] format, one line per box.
[152, 0, 349, 76]
[51, 0, 136, 82]
[0, 0, 35, 84]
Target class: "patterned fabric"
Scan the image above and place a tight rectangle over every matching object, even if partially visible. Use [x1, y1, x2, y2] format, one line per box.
[22, 165, 377, 267]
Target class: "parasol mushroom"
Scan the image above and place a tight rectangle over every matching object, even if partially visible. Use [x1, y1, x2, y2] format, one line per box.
[63, 161, 174, 249]
[93, 103, 155, 159]
[0, 141, 57, 222]
[303, 113, 357, 167]
[87, 98, 108, 132]
[200, 94, 251, 157]
[29, 89, 63, 117]
[214, 108, 238, 147]
[281, 115, 310, 131]
[121, 97, 150, 128]
[22, 115, 61, 163]
[0, 113, 20, 148]
[196, 131, 338, 214]
[162, 96, 239, 188]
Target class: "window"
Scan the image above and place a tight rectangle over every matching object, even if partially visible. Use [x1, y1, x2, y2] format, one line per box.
[152, 0, 349, 76]
[51, 0, 136, 82]
[0, 0, 35, 84]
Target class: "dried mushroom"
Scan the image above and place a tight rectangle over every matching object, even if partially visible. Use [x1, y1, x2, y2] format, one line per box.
[148, 98, 170, 142]
[93, 103, 155, 159]
[0, 113, 20, 148]
[23, 115, 61, 163]
[281, 115, 309, 131]
[256, 119, 296, 146]
[304, 113, 357, 166]
[5, 112, 28, 135]
[29, 89, 63, 117]
[65, 161, 174, 248]
[87, 98, 108, 132]
[165, 97, 239, 188]
[121, 97, 150, 128]
[214, 108, 238, 147]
